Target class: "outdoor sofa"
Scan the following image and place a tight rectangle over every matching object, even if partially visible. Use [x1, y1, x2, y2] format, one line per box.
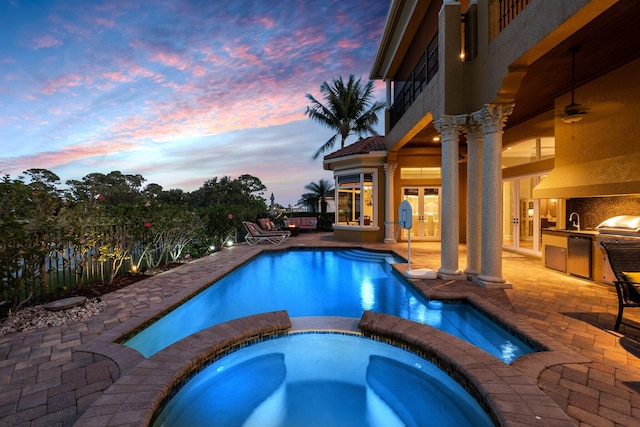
[285, 217, 317, 232]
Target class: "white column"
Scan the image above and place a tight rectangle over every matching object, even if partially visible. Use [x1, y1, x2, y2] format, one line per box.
[434, 114, 467, 280]
[464, 120, 482, 277]
[384, 162, 397, 243]
[471, 104, 514, 288]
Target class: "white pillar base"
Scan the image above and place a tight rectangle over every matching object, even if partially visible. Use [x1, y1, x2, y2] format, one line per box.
[405, 268, 438, 279]
[471, 275, 512, 289]
[437, 269, 468, 281]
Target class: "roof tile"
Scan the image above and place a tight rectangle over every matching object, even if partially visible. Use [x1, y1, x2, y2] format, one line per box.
[323, 135, 386, 160]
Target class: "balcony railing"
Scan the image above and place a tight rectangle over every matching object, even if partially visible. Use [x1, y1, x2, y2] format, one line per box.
[498, 0, 530, 31]
[390, 32, 438, 129]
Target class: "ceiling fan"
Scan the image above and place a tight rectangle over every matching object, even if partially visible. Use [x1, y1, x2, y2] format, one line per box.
[561, 46, 587, 124]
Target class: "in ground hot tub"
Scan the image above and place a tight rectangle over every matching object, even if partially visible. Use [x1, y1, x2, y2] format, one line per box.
[152, 333, 494, 427]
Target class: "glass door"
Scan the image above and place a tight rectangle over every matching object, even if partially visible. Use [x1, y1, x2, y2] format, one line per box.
[503, 180, 515, 250]
[502, 176, 542, 255]
[401, 187, 440, 240]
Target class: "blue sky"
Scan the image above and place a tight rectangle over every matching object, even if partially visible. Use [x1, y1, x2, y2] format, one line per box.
[0, 0, 388, 206]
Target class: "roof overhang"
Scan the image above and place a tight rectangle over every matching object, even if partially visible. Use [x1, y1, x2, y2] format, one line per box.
[532, 152, 640, 199]
[369, 0, 432, 80]
[323, 151, 388, 172]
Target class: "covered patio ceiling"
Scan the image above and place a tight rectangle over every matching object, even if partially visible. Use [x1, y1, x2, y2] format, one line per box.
[403, 0, 640, 149]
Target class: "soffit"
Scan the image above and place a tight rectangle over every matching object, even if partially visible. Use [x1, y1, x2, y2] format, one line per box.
[508, 0, 640, 127]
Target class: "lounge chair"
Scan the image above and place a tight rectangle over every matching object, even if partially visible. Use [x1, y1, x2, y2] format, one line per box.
[242, 221, 290, 245]
[600, 241, 640, 331]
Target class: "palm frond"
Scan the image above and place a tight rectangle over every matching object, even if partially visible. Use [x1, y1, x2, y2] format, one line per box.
[306, 74, 385, 157]
[312, 134, 339, 160]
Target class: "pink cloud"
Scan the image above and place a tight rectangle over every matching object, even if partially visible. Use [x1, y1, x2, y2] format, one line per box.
[98, 62, 164, 89]
[308, 51, 330, 63]
[129, 64, 165, 83]
[103, 70, 131, 83]
[254, 16, 276, 30]
[148, 50, 189, 71]
[191, 64, 206, 77]
[224, 43, 262, 68]
[162, 81, 198, 93]
[291, 30, 325, 48]
[41, 73, 83, 95]
[0, 140, 138, 175]
[46, 106, 65, 116]
[31, 34, 63, 50]
[337, 39, 361, 49]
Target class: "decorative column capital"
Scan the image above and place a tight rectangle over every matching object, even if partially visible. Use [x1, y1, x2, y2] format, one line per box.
[384, 162, 397, 175]
[471, 103, 514, 134]
[434, 114, 467, 140]
[463, 119, 483, 143]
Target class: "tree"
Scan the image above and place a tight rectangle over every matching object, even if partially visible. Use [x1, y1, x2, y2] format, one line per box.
[303, 179, 333, 213]
[188, 174, 266, 211]
[297, 193, 319, 213]
[305, 74, 385, 159]
[65, 171, 145, 206]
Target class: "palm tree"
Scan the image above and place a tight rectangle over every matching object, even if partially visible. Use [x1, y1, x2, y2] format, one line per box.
[304, 179, 333, 213]
[297, 193, 319, 213]
[306, 74, 385, 159]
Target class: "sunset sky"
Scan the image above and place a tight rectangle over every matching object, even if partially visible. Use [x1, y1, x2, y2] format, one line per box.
[0, 0, 389, 206]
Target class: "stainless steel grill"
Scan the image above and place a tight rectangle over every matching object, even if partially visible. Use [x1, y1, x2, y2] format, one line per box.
[596, 215, 640, 236]
[596, 216, 640, 284]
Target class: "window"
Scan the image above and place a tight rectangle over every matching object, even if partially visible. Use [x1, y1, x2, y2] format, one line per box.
[336, 172, 375, 226]
[502, 137, 555, 168]
[400, 167, 441, 179]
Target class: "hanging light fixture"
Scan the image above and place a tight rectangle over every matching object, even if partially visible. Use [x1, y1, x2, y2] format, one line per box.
[561, 46, 586, 124]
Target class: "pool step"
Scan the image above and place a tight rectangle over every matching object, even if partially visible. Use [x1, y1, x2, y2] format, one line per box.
[335, 249, 405, 265]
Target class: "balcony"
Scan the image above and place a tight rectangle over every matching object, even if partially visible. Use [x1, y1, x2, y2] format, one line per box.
[489, 0, 531, 40]
[390, 32, 438, 129]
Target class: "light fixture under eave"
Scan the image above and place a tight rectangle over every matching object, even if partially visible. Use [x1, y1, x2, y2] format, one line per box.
[560, 46, 586, 124]
[561, 112, 584, 124]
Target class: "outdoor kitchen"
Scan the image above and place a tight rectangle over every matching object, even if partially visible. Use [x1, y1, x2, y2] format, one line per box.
[541, 195, 640, 285]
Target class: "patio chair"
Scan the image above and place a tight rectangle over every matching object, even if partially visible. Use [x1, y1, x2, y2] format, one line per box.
[600, 241, 640, 331]
[242, 221, 290, 245]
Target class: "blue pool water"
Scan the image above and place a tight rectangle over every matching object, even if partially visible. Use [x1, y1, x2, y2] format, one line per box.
[126, 249, 535, 361]
[152, 333, 495, 427]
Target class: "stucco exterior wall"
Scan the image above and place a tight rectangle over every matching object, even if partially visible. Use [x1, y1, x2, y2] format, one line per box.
[553, 58, 640, 167]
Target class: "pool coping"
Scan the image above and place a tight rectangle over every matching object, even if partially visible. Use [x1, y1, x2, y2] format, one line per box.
[358, 311, 578, 426]
[75, 311, 292, 426]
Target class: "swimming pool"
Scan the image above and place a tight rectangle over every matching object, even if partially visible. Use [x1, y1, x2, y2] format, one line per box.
[125, 248, 535, 361]
[152, 333, 495, 427]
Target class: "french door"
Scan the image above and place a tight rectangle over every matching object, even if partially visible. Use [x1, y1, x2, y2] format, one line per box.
[401, 187, 441, 241]
[502, 176, 540, 255]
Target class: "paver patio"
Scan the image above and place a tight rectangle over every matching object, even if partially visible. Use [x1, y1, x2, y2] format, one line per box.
[1, 233, 639, 426]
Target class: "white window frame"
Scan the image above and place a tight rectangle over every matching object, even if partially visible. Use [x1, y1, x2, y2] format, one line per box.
[333, 169, 378, 229]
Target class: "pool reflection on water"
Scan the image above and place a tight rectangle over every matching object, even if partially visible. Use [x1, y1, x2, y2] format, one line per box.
[152, 333, 495, 427]
[125, 249, 535, 362]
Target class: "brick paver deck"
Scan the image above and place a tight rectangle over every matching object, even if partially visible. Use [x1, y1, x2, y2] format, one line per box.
[1, 233, 638, 426]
